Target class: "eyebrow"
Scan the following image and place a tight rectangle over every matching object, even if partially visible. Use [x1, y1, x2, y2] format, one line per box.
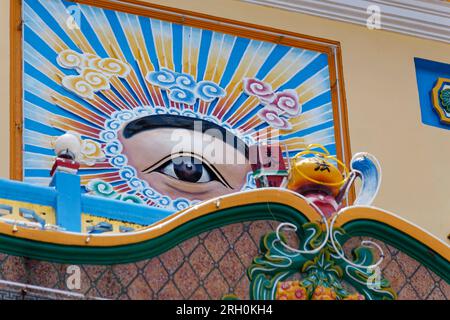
[123, 114, 249, 158]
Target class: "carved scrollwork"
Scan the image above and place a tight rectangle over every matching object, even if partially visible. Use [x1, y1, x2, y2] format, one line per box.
[248, 220, 397, 300]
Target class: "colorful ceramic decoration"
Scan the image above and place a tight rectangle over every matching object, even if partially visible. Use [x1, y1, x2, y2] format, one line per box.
[243, 150, 392, 300]
[414, 57, 450, 130]
[22, 0, 345, 214]
[249, 223, 396, 300]
[250, 142, 289, 188]
[283, 144, 381, 218]
[432, 77, 450, 125]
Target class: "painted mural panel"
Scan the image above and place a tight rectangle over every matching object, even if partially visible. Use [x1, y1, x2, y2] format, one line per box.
[22, 0, 341, 212]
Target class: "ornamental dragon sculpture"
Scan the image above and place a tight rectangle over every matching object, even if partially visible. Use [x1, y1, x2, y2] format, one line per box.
[238, 144, 397, 300]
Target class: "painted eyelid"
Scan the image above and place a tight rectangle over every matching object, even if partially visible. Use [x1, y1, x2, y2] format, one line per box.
[141, 154, 174, 174]
[141, 152, 207, 174]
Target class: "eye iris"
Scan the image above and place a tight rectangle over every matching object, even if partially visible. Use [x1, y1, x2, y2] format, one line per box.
[173, 157, 203, 182]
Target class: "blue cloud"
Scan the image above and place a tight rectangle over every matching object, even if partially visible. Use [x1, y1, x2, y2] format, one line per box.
[169, 86, 196, 105]
[146, 69, 226, 105]
[146, 68, 177, 89]
[196, 81, 226, 102]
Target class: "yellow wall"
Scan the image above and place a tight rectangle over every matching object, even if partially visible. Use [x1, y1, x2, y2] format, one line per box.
[0, 0, 449, 243]
[0, 1, 10, 179]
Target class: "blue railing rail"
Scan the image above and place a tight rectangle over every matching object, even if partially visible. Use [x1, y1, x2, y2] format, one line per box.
[0, 179, 57, 207]
[0, 172, 174, 232]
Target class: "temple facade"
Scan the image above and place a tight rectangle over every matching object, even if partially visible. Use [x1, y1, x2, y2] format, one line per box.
[0, 0, 448, 300]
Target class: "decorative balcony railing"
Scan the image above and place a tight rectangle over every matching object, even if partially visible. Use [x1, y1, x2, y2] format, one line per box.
[0, 172, 173, 233]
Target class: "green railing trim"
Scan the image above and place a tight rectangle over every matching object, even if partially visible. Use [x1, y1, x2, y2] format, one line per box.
[341, 219, 450, 284]
[0, 203, 309, 265]
[0, 202, 448, 286]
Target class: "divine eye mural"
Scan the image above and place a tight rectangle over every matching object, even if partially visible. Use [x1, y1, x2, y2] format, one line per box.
[5, 0, 448, 300]
[21, 0, 348, 212]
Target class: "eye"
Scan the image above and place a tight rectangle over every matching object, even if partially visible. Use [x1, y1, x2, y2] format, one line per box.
[153, 155, 231, 187]
[159, 156, 210, 183]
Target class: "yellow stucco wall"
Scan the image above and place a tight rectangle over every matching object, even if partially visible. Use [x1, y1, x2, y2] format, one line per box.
[0, 1, 10, 179]
[0, 0, 449, 243]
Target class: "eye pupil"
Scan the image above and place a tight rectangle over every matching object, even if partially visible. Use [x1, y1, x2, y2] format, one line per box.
[173, 157, 203, 182]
